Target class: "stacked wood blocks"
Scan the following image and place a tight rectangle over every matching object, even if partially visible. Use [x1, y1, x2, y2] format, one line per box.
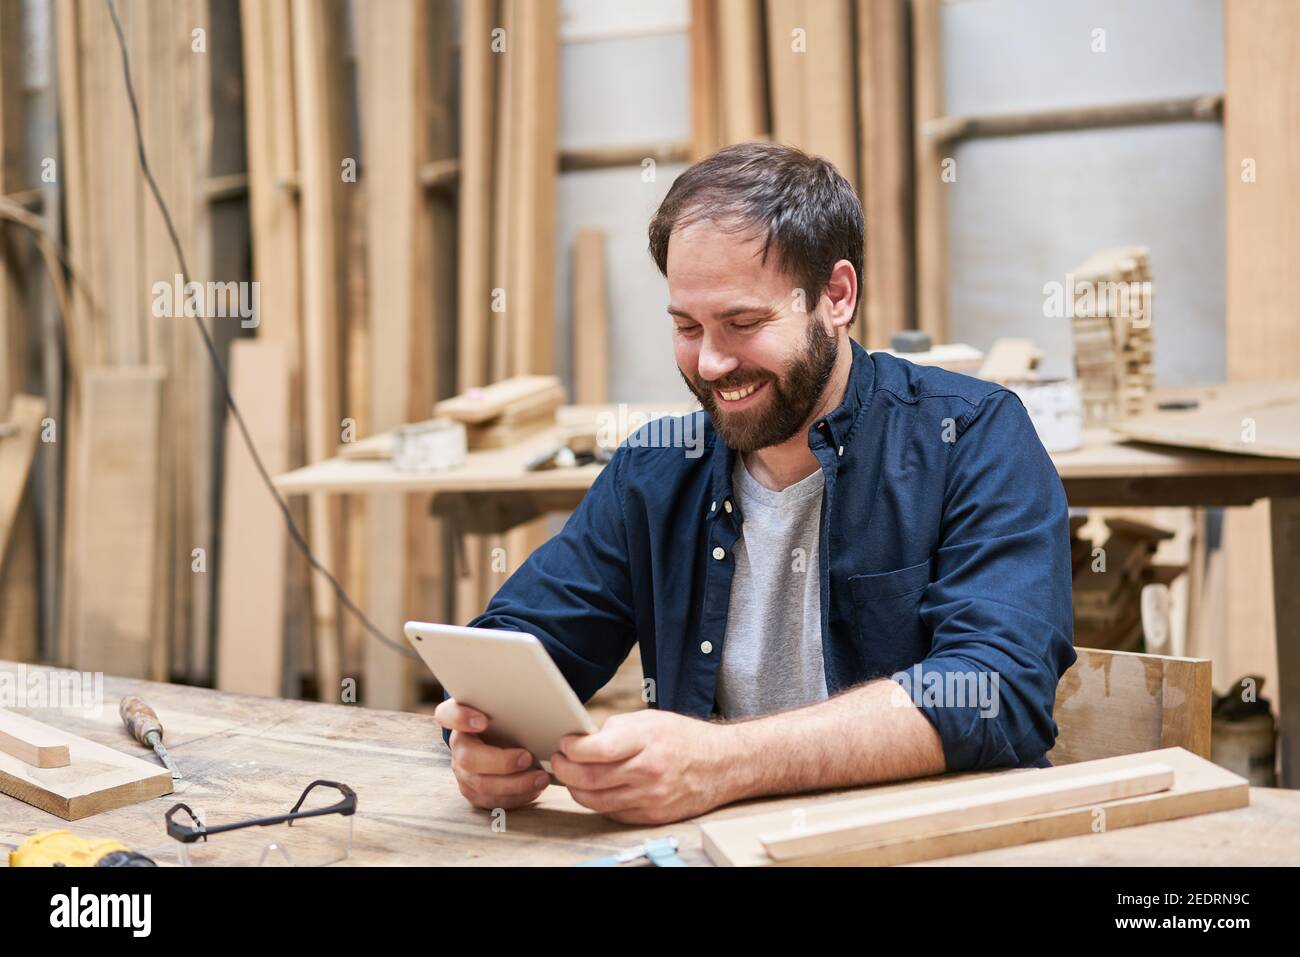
[1070, 246, 1154, 426]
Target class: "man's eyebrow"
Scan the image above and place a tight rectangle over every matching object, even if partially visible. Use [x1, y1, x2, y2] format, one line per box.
[667, 304, 775, 320]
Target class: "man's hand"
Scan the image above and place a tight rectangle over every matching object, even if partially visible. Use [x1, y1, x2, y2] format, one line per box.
[434, 698, 550, 811]
[553, 710, 734, 825]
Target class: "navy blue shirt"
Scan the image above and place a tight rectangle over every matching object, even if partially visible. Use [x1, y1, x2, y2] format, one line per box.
[458, 339, 1076, 772]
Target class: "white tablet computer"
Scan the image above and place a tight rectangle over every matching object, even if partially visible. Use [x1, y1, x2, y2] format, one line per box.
[404, 621, 598, 769]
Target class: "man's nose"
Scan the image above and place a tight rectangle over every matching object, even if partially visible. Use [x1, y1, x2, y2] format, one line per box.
[697, 334, 739, 382]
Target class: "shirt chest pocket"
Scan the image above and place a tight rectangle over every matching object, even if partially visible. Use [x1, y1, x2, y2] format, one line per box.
[846, 559, 933, 679]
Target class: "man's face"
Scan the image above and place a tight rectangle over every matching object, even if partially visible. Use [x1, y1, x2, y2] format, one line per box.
[667, 221, 839, 453]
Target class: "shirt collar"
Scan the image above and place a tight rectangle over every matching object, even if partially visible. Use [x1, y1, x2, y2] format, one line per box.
[707, 338, 875, 520]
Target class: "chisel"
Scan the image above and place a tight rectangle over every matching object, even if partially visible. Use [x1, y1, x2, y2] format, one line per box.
[119, 695, 182, 780]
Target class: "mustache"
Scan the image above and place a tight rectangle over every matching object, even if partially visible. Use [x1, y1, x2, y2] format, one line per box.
[694, 372, 774, 392]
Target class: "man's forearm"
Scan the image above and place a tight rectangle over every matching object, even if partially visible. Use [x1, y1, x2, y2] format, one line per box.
[710, 679, 947, 804]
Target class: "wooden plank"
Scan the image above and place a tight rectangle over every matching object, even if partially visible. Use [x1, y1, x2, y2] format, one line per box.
[767, 0, 857, 188]
[0, 0, 25, 406]
[0, 708, 71, 768]
[978, 338, 1042, 384]
[436, 375, 565, 424]
[457, 0, 496, 392]
[572, 229, 609, 404]
[856, 0, 913, 349]
[0, 394, 44, 664]
[689, 0, 721, 161]
[1223, 0, 1300, 785]
[506, 0, 559, 378]
[1050, 647, 1212, 764]
[241, 0, 310, 697]
[0, 395, 43, 571]
[215, 341, 288, 697]
[73, 369, 165, 680]
[0, 708, 172, 820]
[1271, 497, 1300, 786]
[700, 747, 1247, 866]
[292, 0, 346, 701]
[716, 0, 768, 144]
[910, 0, 947, 343]
[758, 763, 1174, 861]
[1113, 381, 1300, 460]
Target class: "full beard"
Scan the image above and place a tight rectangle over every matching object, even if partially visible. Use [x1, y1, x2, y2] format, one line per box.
[679, 318, 839, 453]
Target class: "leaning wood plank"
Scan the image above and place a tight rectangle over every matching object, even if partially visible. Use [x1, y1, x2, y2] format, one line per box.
[910, 0, 947, 343]
[701, 747, 1247, 866]
[0, 708, 70, 768]
[0, 394, 44, 564]
[292, 0, 346, 700]
[0, 712, 172, 820]
[759, 763, 1174, 861]
[573, 230, 609, 404]
[74, 369, 165, 680]
[856, 0, 913, 349]
[1113, 381, 1300, 460]
[216, 341, 288, 697]
[457, 0, 496, 391]
[688, 0, 721, 161]
[716, 0, 767, 144]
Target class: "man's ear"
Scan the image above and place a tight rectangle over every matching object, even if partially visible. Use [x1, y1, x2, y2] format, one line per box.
[823, 259, 858, 331]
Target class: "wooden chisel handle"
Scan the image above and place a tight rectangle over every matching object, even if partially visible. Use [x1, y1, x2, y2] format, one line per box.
[119, 695, 165, 746]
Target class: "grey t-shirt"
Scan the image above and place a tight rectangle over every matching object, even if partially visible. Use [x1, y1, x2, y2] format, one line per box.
[714, 455, 829, 720]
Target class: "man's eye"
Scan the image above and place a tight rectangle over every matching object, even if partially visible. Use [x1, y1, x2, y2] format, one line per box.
[734, 320, 760, 330]
[675, 324, 702, 336]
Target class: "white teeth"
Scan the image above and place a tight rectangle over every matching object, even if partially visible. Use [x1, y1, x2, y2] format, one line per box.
[719, 383, 760, 401]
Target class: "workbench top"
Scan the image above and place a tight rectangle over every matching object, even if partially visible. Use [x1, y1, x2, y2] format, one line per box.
[3, 661, 1298, 866]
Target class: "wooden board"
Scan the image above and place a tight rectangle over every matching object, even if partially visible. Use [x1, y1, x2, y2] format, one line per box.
[716, 0, 767, 144]
[572, 229, 609, 405]
[1050, 647, 1211, 764]
[74, 369, 165, 680]
[0, 710, 172, 820]
[758, 762, 1174, 861]
[0, 395, 44, 565]
[292, 0, 346, 700]
[435, 375, 565, 424]
[688, 0, 721, 161]
[700, 747, 1247, 866]
[0, 708, 71, 768]
[216, 341, 289, 697]
[1113, 381, 1300, 460]
[856, 0, 914, 349]
[910, 0, 947, 343]
[766, 0, 857, 189]
[978, 338, 1042, 383]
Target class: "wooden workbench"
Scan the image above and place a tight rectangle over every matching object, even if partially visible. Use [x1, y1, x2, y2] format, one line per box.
[3, 662, 1299, 866]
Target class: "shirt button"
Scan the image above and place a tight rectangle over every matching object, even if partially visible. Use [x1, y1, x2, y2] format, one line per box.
[700, 641, 713, 654]
[710, 500, 717, 512]
[723, 500, 733, 513]
[838, 445, 844, 456]
[712, 546, 725, 560]
[817, 421, 826, 429]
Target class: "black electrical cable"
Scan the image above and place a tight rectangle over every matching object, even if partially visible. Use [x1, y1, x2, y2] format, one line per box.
[105, 0, 417, 661]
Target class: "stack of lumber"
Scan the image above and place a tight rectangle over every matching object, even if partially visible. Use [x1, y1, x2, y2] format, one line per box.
[1072, 515, 1180, 652]
[700, 747, 1247, 866]
[435, 376, 566, 451]
[1070, 246, 1154, 426]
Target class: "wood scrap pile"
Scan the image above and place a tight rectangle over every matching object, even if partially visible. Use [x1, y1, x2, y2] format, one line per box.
[1071, 515, 1183, 652]
[1070, 246, 1154, 426]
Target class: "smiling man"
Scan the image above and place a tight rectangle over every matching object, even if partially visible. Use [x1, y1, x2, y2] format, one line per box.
[435, 142, 1076, 824]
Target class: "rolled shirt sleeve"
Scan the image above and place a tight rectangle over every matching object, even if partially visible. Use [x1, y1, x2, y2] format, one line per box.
[440, 444, 638, 747]
[895, 390, 1077, 770]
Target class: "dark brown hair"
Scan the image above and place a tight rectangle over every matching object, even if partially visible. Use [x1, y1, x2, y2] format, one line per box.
[648, 142, 864, 324]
